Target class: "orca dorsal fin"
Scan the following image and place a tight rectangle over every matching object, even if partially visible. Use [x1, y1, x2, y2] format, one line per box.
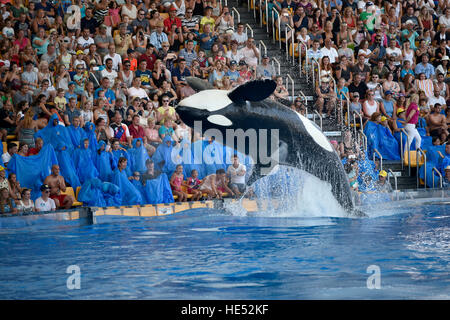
[186, 77, 215, 92]
[228, 79, 277, 104]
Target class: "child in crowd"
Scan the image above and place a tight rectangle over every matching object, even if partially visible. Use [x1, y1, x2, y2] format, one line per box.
[54, 88, 67, 113]
[170, 164, 188, 202]
[186, 169, 203, 201]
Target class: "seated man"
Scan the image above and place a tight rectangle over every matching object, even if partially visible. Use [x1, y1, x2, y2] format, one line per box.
[43, 165, 74, 209]
[315, 76, 337, 117]
[375, 170, 393, 193]
[199, 169, 234, 199]
[1, 142, 18, 167]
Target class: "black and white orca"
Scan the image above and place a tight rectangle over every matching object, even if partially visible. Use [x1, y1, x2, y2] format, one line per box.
[177, 78, 358, 214]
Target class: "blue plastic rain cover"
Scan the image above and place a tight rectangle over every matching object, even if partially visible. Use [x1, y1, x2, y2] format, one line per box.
[7, 144, 58, 200]
[111, 148, 131, 177]
[72, 139, 99, 184]
[142, 173, 174, 204]
[83, 122, 98, 155]
[77, 178, 121, 207]
[128, 138, 150, 173]
[111, 167, 144, 205]
[152, 136, 177, 176]
[95, 141, 116, 182]
[67, 124, 87, 149]
[364, 121, 400, 160]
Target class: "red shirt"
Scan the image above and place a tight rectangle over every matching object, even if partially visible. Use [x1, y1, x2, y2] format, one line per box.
[27, 148, 41, 156]
[138, 53, 157, 71]
[163, 17, 182, 33]
[128, 124, 145, 140]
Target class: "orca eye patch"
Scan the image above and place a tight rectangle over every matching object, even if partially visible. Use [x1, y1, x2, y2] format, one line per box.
[207, 115, 232, 126]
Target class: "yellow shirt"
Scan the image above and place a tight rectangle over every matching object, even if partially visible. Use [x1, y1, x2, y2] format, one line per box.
[199, 17, 215, 33]
[54, 96, 67, 112]
[114, 33, 133, 57]
[157, 106, 176, 124]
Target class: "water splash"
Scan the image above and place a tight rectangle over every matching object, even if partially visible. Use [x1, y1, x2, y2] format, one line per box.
[223, 166, 350, 218]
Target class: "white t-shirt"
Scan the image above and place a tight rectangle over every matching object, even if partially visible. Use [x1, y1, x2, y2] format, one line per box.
[386, 47, 402, 66]
[1, 152, 11, 164]
[103, 53, 122, 71]
[77, 36, 95, 54]
[231, 32, 248, 48]
[35, 197, 56, 212]
[227, 163, 246, 184]
[427, 95, 446, 108]
[127, 87, 149, 99]
[238, 46, 260, 67]
[320, 47, 339, 64]
[101, 69, 118, 87]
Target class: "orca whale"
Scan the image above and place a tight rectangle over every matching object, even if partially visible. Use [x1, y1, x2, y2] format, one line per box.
[177, 78, 357, 213]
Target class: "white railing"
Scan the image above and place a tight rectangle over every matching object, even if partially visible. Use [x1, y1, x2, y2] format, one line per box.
[232, 7, 240, 23]
[432, 167, 443, 189]
[401, 128, 411, 176]
[310, 58, 320, 87]
[245, 23, 254, 38]
[313, 110, 323, 130]
[360, 131, 367, 152]
[271, 57, 281, 75]
[265, 0, 269, 32]
[271, 8, 280, 48]
[259, 0, 263, 27]
[416, 148, 426, 189]
[297, 42, 303, 74]
[298, 90, 307, 106]
[387, 168, 398, 191]
[286, 74, 294, 102]
[372, 148, 383, 171]
[285, 24, 294, 64]
[352, 111, 363, 138]
[258, 40, 267, 64]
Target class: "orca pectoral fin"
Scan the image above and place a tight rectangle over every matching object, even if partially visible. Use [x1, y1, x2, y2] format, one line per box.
[186, 77, 215, 92]
[228, 79, 277, 104]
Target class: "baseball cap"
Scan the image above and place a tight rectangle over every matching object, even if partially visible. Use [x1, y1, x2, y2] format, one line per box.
[40, 184, 51, 191]
[379, 170, 387, 177]
[69, 81, 76, 86]
[49, 28, 57, 34]
[397, 107, 405, 114]
[76, 50, 84, 55]
[405, 20, 414, 25]
[169, 6, 177, 11]
[442, 56, 450, 61]
[381, 116, 387, 122]
[262, 54, 269, 59]
[230, 60, 237, 65]
[385, 90, 393, 96]
[239, 60, 247, 66]
[445, 165, 450, 171]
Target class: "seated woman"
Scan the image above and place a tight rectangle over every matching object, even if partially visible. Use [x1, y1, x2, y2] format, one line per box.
[16, 188, 35, 214]
[362, 90, 381, 122]
[0, 187, 17, 214]
[198, 169, 234, 199]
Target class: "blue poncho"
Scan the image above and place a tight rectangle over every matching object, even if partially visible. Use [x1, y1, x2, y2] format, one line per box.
[67, 124, 87, 149]
[111, 148, 132, 177]
[111, 167, 144, 205]
[128, 138, 150, 174]
[72, 139, 99, 184]
[95, 141, 116, 182]
[364, 121, 401, 161]
[84, 122, 98, 155]
[203, 139, 225, 175]
[77, 178, 121, 207]
[7, 144, 58, 200]
[152, 136, 178, 177]
[34, 114, 81, 188]
[142, 173, 174, 204]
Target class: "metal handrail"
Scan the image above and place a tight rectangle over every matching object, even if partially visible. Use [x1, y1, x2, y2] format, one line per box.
[272, 8, 280, 48]
[416, 147, 426, 189]
[372, 148, 383, 171]
[265, 0, 269, 32]
[259, 0, 263, 27]
[360, 131, 367, 152]
[284, 24, 294, 63]
[298, 42, 302, 74]
[245, 23, 254, 38]
[401, 128, 411, 176]
[387, 168, 398, 191]
[298, 90, 307, 106]
[313, 110, 323, 130]
[247, 0, 250, 12]
[258, 40, 267, 64]
[232, 7, 240, 23]
[271, 57, 280, 75]
[432, 167, 443, 189]
[310, 58, 320, 87]
[352, 111, 363, 138]
[251, 0, 257, 19]
[286, 74, 294, 102]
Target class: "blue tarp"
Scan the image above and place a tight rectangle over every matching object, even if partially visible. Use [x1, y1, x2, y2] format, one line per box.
[77, 178, 121, 207]
[95, 141, 116, 182]
[34, 114, 81, 188]
[111, 167, 144, 205]
[72, 139, 99, 184]
[142, 173, 175, 204]
[7, 144, 58, 200]
[364, 121, 401, 160]
[111, 148, 132, 177]
[67, 124, 87, 150]
[152, 136, 178, 177]
[128, 138, 150, 174]
[84, 122, 98, 155]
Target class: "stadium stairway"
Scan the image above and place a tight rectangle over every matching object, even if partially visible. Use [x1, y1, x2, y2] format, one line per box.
[232, 2, 421, 191]
[231, 1, 342, 141]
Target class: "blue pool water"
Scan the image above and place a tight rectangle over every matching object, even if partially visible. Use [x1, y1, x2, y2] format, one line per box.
[0, 197, 449, 299]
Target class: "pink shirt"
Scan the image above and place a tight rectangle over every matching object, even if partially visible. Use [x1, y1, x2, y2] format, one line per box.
[406, 102, 419, 125]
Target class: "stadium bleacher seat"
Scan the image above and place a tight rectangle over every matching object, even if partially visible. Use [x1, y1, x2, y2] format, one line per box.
[60, 187, 83, 207]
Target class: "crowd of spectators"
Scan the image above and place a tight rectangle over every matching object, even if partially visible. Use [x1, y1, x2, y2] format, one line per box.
[1, 0, 450, 213]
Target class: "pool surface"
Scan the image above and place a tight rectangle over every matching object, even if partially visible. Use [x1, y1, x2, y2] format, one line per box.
[0, 197, 449, 299]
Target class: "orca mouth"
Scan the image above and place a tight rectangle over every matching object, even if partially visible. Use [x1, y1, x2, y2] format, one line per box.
[176, 105, 209, 125]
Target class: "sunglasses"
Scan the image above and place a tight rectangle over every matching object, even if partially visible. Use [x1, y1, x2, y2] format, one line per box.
[163, 100, 169, 102]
